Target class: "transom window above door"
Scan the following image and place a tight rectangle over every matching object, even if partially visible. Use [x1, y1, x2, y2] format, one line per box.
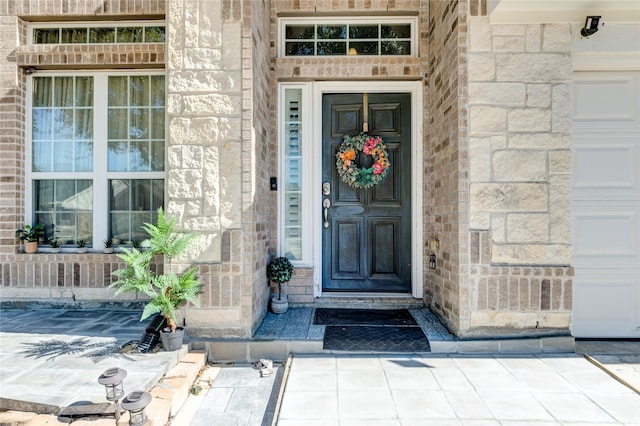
[279, 18, 417, 57]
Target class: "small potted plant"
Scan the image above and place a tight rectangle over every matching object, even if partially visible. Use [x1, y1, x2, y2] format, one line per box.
[16, 223, 44, 254]
[49, 239, 61, 253]
[110, 208, 203, 351]
[103, 239, 114, 254]
[76, 239, 87, 253]
[266, 256, 294, 314]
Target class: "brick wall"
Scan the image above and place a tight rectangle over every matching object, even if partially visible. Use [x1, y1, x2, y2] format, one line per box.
[424, 0, 469, 335]
[247, 0, 273, 335]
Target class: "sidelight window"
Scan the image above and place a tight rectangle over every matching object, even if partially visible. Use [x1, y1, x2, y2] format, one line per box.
[279, 85, 312, 264]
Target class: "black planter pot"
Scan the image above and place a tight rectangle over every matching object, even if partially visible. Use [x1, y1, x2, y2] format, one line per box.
[160, 327, 185, 351]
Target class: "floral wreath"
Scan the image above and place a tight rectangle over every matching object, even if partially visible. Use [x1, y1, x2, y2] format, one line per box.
[336, 133, 390, 189]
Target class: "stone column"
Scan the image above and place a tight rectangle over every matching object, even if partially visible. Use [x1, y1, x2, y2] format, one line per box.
[167, 0, 247, 336]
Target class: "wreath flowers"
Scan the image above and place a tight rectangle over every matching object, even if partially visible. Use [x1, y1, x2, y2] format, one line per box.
[336, 133, 390, 189]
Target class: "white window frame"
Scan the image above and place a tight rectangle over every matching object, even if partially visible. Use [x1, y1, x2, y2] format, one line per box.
[26, 70, 166, 250]
[27, 20, 166, 44]
[277, 17, 419, 58]
[278, 83, 314, 266]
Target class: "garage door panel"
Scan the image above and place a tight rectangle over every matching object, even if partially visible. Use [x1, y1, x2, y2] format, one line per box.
[573, 138, 639, 198]
[572, 74, 639, 129]
[572, 204, 640, 267]
[573, 272, 640, 338]
[572, 70, 640, 338]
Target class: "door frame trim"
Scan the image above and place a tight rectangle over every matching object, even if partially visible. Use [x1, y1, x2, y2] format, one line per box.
[312, 81, 424, 299]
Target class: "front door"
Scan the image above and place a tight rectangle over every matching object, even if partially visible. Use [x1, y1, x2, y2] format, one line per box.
[322, 93, 412, 292]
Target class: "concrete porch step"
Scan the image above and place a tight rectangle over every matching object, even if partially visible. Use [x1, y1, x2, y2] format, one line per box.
[190, 307, 575, 363]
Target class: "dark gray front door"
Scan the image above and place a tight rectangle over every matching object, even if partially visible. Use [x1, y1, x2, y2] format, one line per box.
[322, 93, 412, 292]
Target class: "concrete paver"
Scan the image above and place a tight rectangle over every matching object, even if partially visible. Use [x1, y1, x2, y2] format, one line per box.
[0, 309, 185, 414]
[276, 353, 640, 425]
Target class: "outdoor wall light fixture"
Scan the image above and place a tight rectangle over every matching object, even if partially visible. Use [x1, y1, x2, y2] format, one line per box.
[98, 367, 127, 420]
[122, 390, 152, 426]
[581, 16, 601, 37]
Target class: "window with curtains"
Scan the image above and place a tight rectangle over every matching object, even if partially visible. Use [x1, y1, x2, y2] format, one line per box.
[29, 72, 165, 248]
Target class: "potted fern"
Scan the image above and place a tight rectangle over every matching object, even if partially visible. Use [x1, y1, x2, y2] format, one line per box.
[266, 256, 294, 314]
[110, 208, 202, 351]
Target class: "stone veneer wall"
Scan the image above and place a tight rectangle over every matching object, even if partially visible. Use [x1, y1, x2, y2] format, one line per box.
[269, 0, 429, 304]
[465, 15, 573, 332]
[167, 0, 272, 338]
[424, 0, 469, 335]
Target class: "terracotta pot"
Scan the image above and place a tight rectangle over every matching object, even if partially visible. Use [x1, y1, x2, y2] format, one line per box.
[24, 241, 38, 254]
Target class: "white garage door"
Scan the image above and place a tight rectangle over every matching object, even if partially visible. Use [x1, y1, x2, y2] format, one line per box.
[572, 71, 640, 337]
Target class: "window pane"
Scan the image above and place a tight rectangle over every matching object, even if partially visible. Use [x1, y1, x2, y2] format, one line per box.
[53, 109, 74, 139]
[283, 88, 303, 261]
[130, 76, 149, 107]
[145, 26, 166, 42]
[381, 24, 411, 38]
[286, 42, 314, 56]
[282, 21, 413, 57]
[150, 108, 165, 139]
[34, 28, 59, 43]
[54, 77, 75, 107]
[75, 109, 93, 140]
[32, 109, 52, 140]
[34, 180, 93, 244]
[117, 27, 143, 43]
[150, 141, 165, 171]
[75, 77, 93, 107]
[108, 76, 128, 106]
[285, 25, 314, 39]
[109, 179, 164, 242]
[33, 77, 52, 107]
[317, 25, 345, 39]
[61, 28, 87, 43]
[110, 179, 130, 210]
[108, 75, 165, 173]
[89, 27, 115, 43]
[33, 142, 51, 172]
[150, 76, 165, 106]
[130, 141, 150, 171]
[108, 141, 129, 172]
[108, 109, 128, 140]
[130, 109, 149, 139]
[317, 41, 346, 55]
[381, 40, 410, 55]
[33, 76, 94, 173]
[349, 25, 378, 39]
[75, 140, 93, 172]
[349, 41, 378, 55]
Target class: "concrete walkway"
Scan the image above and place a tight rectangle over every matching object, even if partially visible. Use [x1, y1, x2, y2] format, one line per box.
[1, 308, 639, 425]
[277, 353, 640, 425]
[0, 309, 185, 414]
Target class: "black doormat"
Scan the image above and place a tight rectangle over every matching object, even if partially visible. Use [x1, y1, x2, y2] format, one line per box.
[314, 308, 417, 326]
[323, 325, 431, 352]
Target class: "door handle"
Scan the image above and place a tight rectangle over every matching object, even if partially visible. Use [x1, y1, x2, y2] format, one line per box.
[323, 198, 331, 228]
